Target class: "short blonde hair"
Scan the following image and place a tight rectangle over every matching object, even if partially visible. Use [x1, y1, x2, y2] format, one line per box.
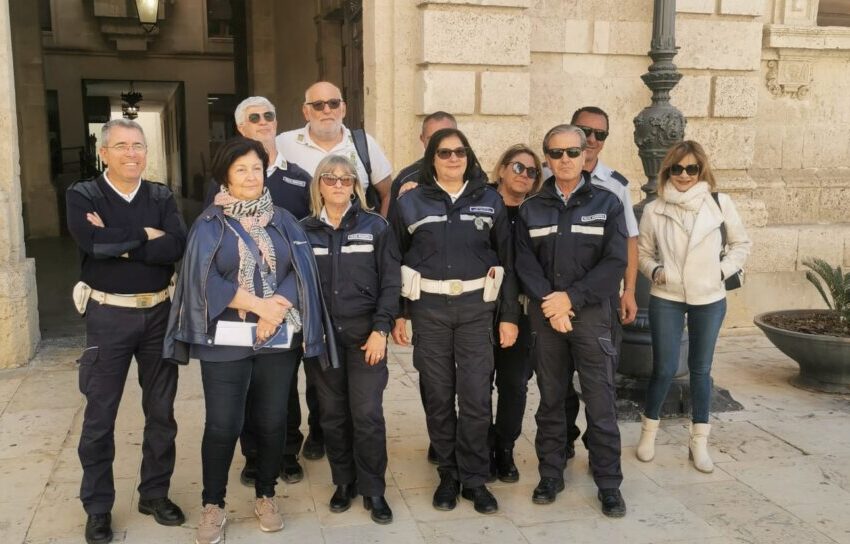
[309, 155, 369, 217]
[658, 140, 717, 195]
[492, 143, 544, 196]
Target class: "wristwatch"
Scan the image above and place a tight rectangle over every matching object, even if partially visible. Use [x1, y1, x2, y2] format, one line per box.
[377, 330, 389, 338]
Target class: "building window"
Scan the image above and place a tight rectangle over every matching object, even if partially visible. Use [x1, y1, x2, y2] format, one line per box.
[39, 0, 52, 32]
[208, 0, 233, 38]
[817, 0, 850, 26]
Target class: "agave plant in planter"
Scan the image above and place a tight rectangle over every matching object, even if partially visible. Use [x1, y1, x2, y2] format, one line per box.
[753, 258, 850, 393]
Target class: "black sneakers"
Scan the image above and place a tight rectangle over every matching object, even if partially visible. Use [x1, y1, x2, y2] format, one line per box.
[532, 477, 565, 504]
[460, 485, 498, 514]
[137, 497, 185, 526]
[85, 513, 113, 544]
[598, 488, 627, 518]
[432, 472, 460, 511]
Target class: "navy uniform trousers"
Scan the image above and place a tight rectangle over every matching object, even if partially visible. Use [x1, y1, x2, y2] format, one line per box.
[529, 302, 623, 490]
[305, 316, 389, 496]
[77, 300, 178, 514]
[411, 301, 496, 488]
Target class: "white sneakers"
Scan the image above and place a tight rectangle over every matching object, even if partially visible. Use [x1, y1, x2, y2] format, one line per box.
[634, 418, 715, 473]
[255, 496, 285, 532]
[635, 415, 660, 462]
[688, 423, 715, 473]
[196, 504, 226, 544]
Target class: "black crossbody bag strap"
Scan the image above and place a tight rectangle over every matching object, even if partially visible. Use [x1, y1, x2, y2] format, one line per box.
[352, 128, 381, 209]
[711, 192, 727, 253]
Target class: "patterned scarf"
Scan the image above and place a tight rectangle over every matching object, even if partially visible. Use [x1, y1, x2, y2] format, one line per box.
[214, 186, 277, 299]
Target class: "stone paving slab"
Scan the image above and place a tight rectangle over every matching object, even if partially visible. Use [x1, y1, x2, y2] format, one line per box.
[0, 334, 848, 544]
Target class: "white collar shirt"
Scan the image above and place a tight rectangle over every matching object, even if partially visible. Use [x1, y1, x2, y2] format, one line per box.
[588, 160, 639, 237]
[103, 171, 141, 202]
[320, 203, 352, 227]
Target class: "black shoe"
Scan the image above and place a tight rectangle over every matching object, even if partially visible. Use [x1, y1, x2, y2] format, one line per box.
[363, 496, 393, 524]
[461, 485, 498, 514]
[495, 448, 519, 483]
[598, 488, 627, 518]
[240, 456, 257, 486]
[85, 513, 113, 544]
[329, 483, 358, 513]
[137, 497, 185, 526]
[427, 444, 439, 465]
[281, 454, 304, 483]
[432, 472, 460, 511]
[302, 432, 325, 460]
[532, 477, 565, 505]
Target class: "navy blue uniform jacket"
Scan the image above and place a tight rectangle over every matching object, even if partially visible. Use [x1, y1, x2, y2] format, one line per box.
[391, 176, 520, 324]
[300, 202, 401, 336]
[515, 175, 628, 312]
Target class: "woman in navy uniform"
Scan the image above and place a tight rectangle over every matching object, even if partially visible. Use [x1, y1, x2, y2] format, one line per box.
[488, 144, 543, 482]
[300, 155, 401, 524]
[391, 128, 520, 515]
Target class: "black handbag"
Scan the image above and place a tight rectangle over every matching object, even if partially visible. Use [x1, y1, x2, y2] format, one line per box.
[711, 192, 744, 291]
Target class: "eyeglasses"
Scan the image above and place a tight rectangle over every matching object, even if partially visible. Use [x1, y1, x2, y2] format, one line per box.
[545, 147, 582, 159]
[509, 161, 539, 179]
[435, 147, 469, 160]
[669, 163, 700, 176]
[247, 111, 275, 123]
[305, 99, 344, 111]
[104, 143, 147, 153]
[576, 125, 609, 142]
[319, 173, 357, 187]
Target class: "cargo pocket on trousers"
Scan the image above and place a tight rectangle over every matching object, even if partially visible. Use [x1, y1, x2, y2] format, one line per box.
[597, 337, 617, 384]
[77, 346, 98, 395]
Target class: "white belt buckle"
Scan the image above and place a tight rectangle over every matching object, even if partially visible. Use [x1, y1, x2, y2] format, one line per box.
[448, 280, 463, 296]
[136, 294, 154, 308]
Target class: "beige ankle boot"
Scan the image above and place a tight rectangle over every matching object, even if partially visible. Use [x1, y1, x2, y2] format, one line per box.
[635, 415, 660, 462]
[689, 423, 714, 473]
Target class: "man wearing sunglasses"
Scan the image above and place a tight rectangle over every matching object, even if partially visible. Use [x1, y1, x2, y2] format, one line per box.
[515, 124, 628, 517]
[562, 106, 640, 460]
[276, 81, 394, 216]
[203, 95, 316, 487]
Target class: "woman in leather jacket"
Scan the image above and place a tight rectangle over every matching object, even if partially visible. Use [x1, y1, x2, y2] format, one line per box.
[163, 137, 336, 544]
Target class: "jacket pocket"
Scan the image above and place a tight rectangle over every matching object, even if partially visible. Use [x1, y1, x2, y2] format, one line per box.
[77, 346, 99, 396]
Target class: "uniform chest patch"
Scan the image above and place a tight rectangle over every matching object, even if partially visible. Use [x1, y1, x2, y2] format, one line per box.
[282, 177, 307, 187]
[581, 213, 607, 222]
[348, 233, 373, 242]
[468, 206, 495, 215]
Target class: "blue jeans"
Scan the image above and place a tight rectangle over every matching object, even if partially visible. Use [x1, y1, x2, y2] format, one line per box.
[645, 296, 726, 423]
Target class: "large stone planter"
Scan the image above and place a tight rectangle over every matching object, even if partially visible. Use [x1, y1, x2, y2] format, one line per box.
[754, 310, 850, 394]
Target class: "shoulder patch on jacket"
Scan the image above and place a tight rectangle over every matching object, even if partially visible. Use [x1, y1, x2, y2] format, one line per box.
[147, 180, 174, 201]
[69, 179, 104, 200]
[611, 171, 629, 186]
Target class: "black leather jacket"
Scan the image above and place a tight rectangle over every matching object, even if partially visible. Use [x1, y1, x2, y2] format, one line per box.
[162, 205, 339, 368]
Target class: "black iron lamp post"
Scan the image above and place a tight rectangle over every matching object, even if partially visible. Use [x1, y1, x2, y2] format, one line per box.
[617, 0, 690, 417]
[617, 0, 741, 418]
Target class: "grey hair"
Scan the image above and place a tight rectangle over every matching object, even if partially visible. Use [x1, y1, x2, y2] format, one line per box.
[101, 119, 145, 147]
[234, 96, 276, 125]
[542, 124, 587, 151]
[308, 154, 369, 217]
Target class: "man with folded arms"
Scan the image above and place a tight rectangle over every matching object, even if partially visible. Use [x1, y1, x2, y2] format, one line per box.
[67, 119, 187, 544]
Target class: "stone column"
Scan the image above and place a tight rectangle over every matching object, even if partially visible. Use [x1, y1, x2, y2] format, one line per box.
[0, 0, 41, 368]
[9, 0, 60, 237]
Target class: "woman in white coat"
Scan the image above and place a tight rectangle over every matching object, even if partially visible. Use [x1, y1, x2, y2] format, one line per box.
[635, 140, 751, 473]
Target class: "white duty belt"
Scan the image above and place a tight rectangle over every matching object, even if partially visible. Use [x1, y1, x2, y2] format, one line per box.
[401, 265, 503, 302]
[419, 276, 486, 296]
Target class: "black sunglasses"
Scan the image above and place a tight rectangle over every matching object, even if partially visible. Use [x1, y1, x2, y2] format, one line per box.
[305, 99, 344, 112]
[435, 147, 469, 160]
[545, 147, 583, 159]
[576, 125, 609, 141]
[319, 173, 357, 187]
[247, 111, 275, 124]
[669, 163, 700, 176]
[510, 161, 539, 179]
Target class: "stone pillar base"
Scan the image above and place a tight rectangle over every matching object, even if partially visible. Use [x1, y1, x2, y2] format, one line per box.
[0, 257, 39, 368]
[615, 376, 743, 421]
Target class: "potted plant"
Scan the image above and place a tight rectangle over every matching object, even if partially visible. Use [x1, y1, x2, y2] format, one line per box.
[753, 258, 850, 393]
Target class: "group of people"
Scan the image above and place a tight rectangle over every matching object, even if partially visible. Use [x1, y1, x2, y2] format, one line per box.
[66, 80, 751, 544]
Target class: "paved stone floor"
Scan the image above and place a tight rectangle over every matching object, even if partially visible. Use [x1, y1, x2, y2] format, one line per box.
[1, 333, 849, 544]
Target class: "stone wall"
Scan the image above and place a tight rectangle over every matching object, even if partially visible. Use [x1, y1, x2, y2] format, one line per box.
[367, 0, 850, 330]
[0, 0, 40, 368]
